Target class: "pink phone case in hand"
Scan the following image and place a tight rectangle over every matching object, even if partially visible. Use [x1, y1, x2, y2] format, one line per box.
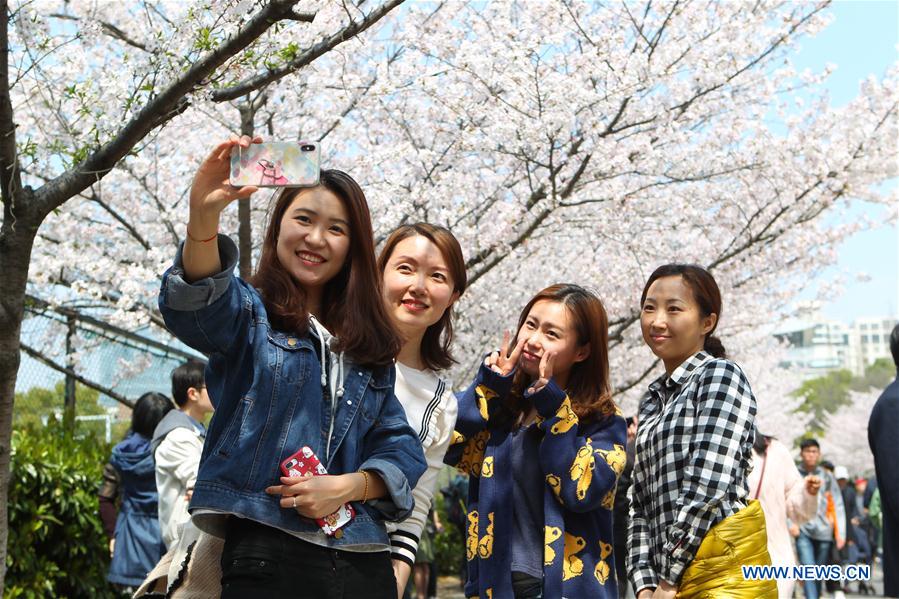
[280, 446, 355, 537]
[230, 142, 321, 188]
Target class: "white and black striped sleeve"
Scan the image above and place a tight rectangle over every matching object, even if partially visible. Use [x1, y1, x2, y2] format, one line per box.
[388, 391, 458, 566]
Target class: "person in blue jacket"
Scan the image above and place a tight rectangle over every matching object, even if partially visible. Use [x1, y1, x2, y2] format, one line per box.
[157, 135, 427, 598]
[100, 391, 173, 589]
[869, 324, 899, 597]
[446, 284, 627, 599]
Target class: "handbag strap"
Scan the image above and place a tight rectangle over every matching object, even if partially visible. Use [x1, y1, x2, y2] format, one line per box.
[752, 454, 767, 499]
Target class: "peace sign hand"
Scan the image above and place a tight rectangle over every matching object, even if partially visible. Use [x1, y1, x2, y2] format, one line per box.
[527, 351, 555, 395]
[484, 330, 526, 377]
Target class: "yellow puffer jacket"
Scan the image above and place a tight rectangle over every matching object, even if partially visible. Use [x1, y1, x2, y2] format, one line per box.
[677, 500, 778, 599]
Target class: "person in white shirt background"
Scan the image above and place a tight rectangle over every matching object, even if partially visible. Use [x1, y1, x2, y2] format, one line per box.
[151, 359, 214, 549]
[377, 222, 467, 598]
[747, 433, 821, 599]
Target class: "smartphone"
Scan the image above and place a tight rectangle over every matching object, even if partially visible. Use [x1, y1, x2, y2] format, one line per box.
[279, 446, 354, 537]
[230, 141, 321, 188]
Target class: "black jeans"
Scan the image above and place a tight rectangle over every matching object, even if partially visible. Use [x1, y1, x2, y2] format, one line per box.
[511, 572, 543, 599]
[220, 518, 397, 599]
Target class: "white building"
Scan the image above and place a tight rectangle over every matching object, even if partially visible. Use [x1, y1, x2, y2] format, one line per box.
[775, 306, 896, 378]
[848, 317, 897, 374]
[775, 318, 852, 378]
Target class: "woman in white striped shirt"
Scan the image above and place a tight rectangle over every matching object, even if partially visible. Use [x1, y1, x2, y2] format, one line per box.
[378, 223, 467, 598]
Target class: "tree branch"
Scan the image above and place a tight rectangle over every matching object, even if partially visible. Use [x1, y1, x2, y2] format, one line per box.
[33, 0, 303, 216]
[669, 3, 829, 118]
[48, 13, 149, 52]
[24, 293, 196, 363]
[117, 162, 181, 247]
[465, 148, 593, 284]
[19, 342, 135, 408]
[615, 357, 660, 395]
[38, 272, 171, 331]
[211, 0, 405, 102]
[466, 207, 551, 287]
[286, 11, 317, 22]
[0, 0, 23, 218]
[89, 192, 151, 250]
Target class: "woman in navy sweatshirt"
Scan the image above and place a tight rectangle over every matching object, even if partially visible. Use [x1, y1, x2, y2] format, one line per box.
[446, 284, 627, 599]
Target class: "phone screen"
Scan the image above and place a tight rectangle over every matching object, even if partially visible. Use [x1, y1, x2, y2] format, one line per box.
[230, 141, 321, 188]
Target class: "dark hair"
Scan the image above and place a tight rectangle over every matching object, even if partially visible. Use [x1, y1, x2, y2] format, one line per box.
[377, 223, 468, 371]
[753, 430, 772, 456]
[132, 392, 174, 438]
[171, 360, 206, 407]
[891, 323, 899, 367]
[249, 170, 401, 366]
[800, 438, 820, 451]
[640, 263, 726, 358]
[497, 284, 616, 427]
[820, 460, 834, 471]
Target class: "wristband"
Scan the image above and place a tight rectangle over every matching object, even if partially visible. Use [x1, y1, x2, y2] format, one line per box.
[186, 225, 217, 243]
[360, 470, 370, 503]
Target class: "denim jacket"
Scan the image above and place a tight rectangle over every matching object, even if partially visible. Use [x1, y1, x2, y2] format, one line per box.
[158, 235, 427, 549]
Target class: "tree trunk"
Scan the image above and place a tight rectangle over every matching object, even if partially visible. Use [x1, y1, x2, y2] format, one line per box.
[63, 313, 76, 434]
[0, 2, 405, 591]
[0, 204, 39, 595]
[238, 103, 255, 278]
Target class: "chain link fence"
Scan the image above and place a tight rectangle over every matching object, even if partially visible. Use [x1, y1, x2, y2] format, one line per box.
[16, 294, 203, 440]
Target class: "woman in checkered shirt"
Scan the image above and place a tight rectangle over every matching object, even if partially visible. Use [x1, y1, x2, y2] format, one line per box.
[627, 264, 776, 599]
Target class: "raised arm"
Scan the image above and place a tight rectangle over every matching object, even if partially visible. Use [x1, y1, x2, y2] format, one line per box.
[777, 441, 818, 525]
[445, 333, 524, 473]
[183, 136, 260, 282]
[158, 136, 264, 357]
[443, 363, 514, 475]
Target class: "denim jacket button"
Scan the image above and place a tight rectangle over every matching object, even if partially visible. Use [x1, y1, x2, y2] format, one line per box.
[346, 400, 352, 405]
[287, 338, 297, 347]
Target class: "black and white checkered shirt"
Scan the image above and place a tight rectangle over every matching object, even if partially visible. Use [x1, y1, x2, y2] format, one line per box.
[627, 351, 756, 592]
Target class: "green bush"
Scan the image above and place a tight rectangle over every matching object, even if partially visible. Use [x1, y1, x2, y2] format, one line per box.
[14, 382, 128, 441]
[433, 479, 466, 583]
[6, 418, 117, 598]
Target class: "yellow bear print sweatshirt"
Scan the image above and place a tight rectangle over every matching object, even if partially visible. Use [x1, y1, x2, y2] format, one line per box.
[445, 364, 627, 599]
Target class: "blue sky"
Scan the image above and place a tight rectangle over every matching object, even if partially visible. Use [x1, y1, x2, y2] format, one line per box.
[792, 0, 898, 323]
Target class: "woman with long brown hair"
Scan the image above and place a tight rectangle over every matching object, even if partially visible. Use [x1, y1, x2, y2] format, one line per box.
[446, 284, 627, 599]
[157, 135, 426, 598]
[377, 223, 467, 598]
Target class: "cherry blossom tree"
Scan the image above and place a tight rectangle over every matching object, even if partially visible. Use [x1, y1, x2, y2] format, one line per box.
[738, 340, 809, 444]
[819, 389, 878, 476]
[351, 1, 897, 408]
[0, 0, 404, 590]
[3, 0, 897, 590]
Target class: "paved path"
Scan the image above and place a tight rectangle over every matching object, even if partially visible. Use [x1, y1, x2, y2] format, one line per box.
[436, 575, 466, 598]
[844, 558, 886, 598]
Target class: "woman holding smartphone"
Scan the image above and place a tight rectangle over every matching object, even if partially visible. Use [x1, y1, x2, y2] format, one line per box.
[158, 135, 426, 598]
[446, 284, 627, 599]
[376, 223, 467, 597]
[627, 264, 776, 599]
